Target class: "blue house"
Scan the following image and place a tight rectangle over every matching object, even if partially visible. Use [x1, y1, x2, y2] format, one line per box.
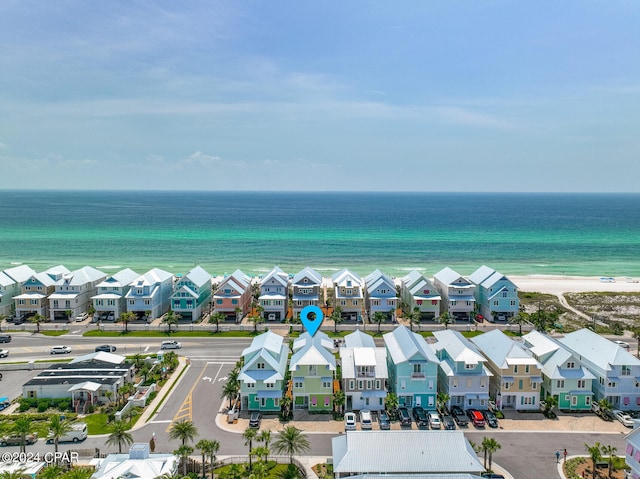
[383, 325, 440, 409]
[171, 266, 212, 322]
[364, 269, 397, 321]
[469, 265, 519, 322]
[125, 268, 174, 321]
[259, 266, 289, 322]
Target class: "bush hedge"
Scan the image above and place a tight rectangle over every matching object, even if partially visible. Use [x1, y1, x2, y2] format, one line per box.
[19, 398, 73, 413]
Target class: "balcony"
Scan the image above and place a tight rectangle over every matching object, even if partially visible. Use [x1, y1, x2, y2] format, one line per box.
[411, 372, 426, 379]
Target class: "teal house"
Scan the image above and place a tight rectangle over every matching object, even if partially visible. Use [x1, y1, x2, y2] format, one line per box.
[239, 330, 289, 412]
[383, 325, 440, 410]
[171, 265, 212, 322]
[522, 330, 595, 411]
[290, 331, 336, 411]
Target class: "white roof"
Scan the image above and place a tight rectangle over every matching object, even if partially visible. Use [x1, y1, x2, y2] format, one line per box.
[24, 271, 57, 288]
[292, 267, 322, 285]
[559, 328, 640, 371]
[341, 347, 388, 380]
[290, 331, 336, 370]
[433, 267, 473, 287]
[97, 268, 140, 289]
[181, 265, 212, 287]
[383, 326, 439, 365]
[470, 329, 540, 370]
[240, 333, 289, 384]
[131, 268, 173, 287]
[522, 330, 561, 359]
[2, 264, 37, 283]
[332, 269, 362, 287]
[70, 351, 126, 364]
[468, 265, 496, 285]
[14, 292, 47, 299]
[68, 381, 102, 392]
[344, 329, 376, 348]
[332, 431, 483, 474]
[0, 272, 15, 287]
[91, 451, 178, 479]
[242, 330, 284, 358]
[261, 266, 289, 287]
[432, 330, 486, 366]
[57, 266, 106, 286]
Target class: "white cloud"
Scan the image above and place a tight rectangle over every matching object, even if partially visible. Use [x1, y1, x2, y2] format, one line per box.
[176, 151, 247, 170]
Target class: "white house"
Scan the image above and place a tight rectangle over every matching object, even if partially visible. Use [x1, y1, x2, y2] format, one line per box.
[433, 267, 476, 320]
[92, 268, 140, 321]
[90, 443, 178, 479]
[400, 270, 441, 320]
[48, 266, 106, 321]
[259, 266, 289, 321]
[125, 268, 174, 320]
[1, 264, 37, 318]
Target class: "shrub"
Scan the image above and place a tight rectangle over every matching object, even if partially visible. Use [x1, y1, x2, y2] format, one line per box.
[37, 401, 49, 413]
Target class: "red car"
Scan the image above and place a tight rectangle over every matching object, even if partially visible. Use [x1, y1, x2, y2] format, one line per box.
[467, 409, 486, 427]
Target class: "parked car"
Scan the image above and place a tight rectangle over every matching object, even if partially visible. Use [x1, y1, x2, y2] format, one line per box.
[451, 405, 468, 426]
[614, 340, 630, 350]
[0, 349, 8, 358]
[360, 410, 372, 430]
[613, 409, 635, 427]
[442, 414, 456, 430]
[0, 335, 11, 343]
[467, 409, 486, 428]
[428, 411, 441, 429]
[412, 407, 429, 429]
[106, 312, 115, 321]
[481, 474, 505, 479]
[483, 410, 499, 428]
[249, 412, 262, 429]
[344, 412, 357, 431]
[161, 340, 182, 350]
[49, 345, 72, 354]
[378, 410, 391, 430]
[0, 398, 10, 411]
[94, 345, 117, 353]
[397, 407, 412, 427]
[74, 312, 88, 322]
[0, 433, 38, 446]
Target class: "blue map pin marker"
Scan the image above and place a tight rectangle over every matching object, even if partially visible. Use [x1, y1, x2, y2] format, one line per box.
[300, 305, 323, 337]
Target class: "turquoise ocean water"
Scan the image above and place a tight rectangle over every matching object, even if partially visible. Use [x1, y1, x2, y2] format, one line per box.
[1, 190, 639, 278]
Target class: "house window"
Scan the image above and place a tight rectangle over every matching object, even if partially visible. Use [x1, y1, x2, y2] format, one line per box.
[353, 300, 358, 306]
[586, 396, 591, 406]
[309, 366, 317, 376]
[571, 396, 578, 406]
[518, 379, 523, 390]
[504, 382, 510, 390]
[366, 380, 372, 390]
[557, 380, 565, 388]
[622, 366, 632, 376]
[216, 299, 223, 305]
[274, 398, 280, 407]
[357, 380, 363, 390]
[340, 300, 346, 306]
[265, 383, 274, 388]
[349, 380, 354, 389]
[375, 380, 380, 389]
[129, 300, 135, 305]
[257, 363, 265, 369]
[510, 300, 516, 306]
[372, 300, 380, 306]
[608, 381, 617, 388]
[567, 362, 575, 368]
[578, 380, 586, 388]
[452, 379, 458, 388]
[480, 380, 486, 388]
[525, 365, 530, 374]
[322, 380, 331, 388]
[514, 365, 518, 374]
[232, 299, 238, 305]
[324, 397, 330, 407]
[260, 398, 266, 407]
[493, 300, 499, 306]
[144, 300, 150, 306]
[400, 380, 406, 390]
[246, 383, 255, 389]
[465, 363, 475, 370]
[294, 380, 303, 388]
[531, 381, 537, 390]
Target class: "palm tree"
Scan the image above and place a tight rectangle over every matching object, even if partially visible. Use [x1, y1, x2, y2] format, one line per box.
[162, 311, 178, 334]
[12, 417, 33, 454]
[601, 444, 617, 479]
[333, 389, 345, 416]
[38, 465, 65, 479]
[436, 392, 450, 414]
[207, 439, 220, 479]
[210, 312, 226, 333]
[331, 307, 344, 334]
[48, 415, 73, 458]
[438, 312, 452, 329]
[273, 426, 310, 464]
[221, 376, 240, 409]
[278, 464, 303, 479]
[510, 311, 529, 335]
[249, 461, 270, 479]
[480, 437, 490, 470]
[0, 469, 29, 479]
[243, 427, 258, 470]
[118, 382, 136, 408]
[0, 313, 6, 332]
[484, 437, 501, 470]
[174, 444, 194, 477]
[120, 311, 135, 333]
[196, 439, 219, 479]
[410, 308, 421, 332]
[132, 353, 144, 370]
[219, 463, 246, 479]
[384, 392, 399, 416]
[252, 445, 270, 463]
[585, 442, 602, 478]
[29, 313, 44, 332]
[249, 314, 264, 333]
[372, 312, 386, 334]
[542, 394, 558, 418]
[234, 307, 243, 323]
[106, 421, 133, 453]
[168, 419, 198, 446]
[258, 429, 272, 460]
[60, 467, 94, 479]
[65, 310, 73, 322]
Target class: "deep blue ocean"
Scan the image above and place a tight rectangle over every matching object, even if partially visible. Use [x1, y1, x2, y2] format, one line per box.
[1, 190, 639, 278]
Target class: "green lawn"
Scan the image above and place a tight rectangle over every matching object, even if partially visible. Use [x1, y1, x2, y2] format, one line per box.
[83, 330, 261, 338]
[39, 330, 70, 336]
[215, 462, 290, 478]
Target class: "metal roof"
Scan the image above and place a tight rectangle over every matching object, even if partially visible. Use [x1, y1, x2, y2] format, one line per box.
[432, 330, 486, 366]
[470, 329, 540, 370]
[97, 268, 140, 289]
[559, 328, 640, 371]
[181, 265, 212, 287]
[384, 326, 439, 365]
[292, 266, 322, 286]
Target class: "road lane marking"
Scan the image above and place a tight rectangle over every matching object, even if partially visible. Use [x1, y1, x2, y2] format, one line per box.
[166, 362, 220, 431]
[144, 346, 150, 352]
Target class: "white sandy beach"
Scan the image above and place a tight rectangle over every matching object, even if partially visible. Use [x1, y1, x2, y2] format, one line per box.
[511, 275, 640, 295]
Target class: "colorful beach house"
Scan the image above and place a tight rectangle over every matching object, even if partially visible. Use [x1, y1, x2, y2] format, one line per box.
[259, 266, 289, 321]
[0, 265, 37, 318]
[340, 330, 388, 411]
[48, 266, 106, 321]
[432, 329, 492, 411]
[364, 269, 397, 321]
[433, 267, 476, 321]
[400, 270, 441, 320]
[331, 269, 364, 322]
[559, 328, 640, 410]
[469, 265, 519, 322]
[125, 268, 174, 321]
[92, 268, 139, 321]
[470, 329, 542, 410]
[213, 269, 252, 321]
[171, 266, 212, 322]
[522, 330, 595, 411]
[290, 331, 336, 411]
[291, 267, 323, 320]
[383, 325, 440, 409]
[624, 428, 640, 479]
[13, 266, 68, 322]
[239, 330, 289, 412]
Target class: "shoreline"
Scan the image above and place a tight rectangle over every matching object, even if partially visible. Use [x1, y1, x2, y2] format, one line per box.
[510, 274, 640, 295]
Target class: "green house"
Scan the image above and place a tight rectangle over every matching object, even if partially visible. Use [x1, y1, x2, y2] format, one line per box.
[290, 331, 336, 411]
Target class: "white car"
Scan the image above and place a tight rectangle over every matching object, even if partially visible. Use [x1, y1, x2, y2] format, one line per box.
[344, 412, 357, 431]
[428, 411, 442, 429]
[0, 349, 8, 358]
[160, 340, 182, 350]
[614, 340, 630, 350]
[49, 345, 72, 354]
[74, 312, 88, 322]
[613, 409, 635, 427]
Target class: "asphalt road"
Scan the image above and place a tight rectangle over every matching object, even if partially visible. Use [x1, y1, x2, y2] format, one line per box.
[0, 333, 632, 479]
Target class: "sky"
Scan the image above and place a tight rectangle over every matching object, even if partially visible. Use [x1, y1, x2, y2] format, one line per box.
[1, 1, 639, 192]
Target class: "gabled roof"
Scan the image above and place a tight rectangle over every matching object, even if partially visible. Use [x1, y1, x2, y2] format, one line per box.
[292, 267, 322, 286]
[171, 285, 198, 299]
[97, 268, 140, 289]
[240, 333, 289, 384]
[217, 270, 250, 294]
[470, 329, 540, 369]
[542, 347, 596, 381]
[0, 272, 15, 287]
[180, 265, 211, 287]
[332, 431, 483, 474]
[341, 347, 388, 380]
[365, 272, 396, 296]
[522, 330, 561, 359]
[344, 329, 376, 348]
[384, 326, 439, 365]
[70, 351, 126, 364]
[434, 267, 473, 287]
[559, 328, 640, 371]
[229, 269, 251, 288]
[261, 266, 289, 288]
[91, 449, 178, 479]
[242, 330, 284, 359]
[408, 277, 441, 299]
[57, 266, 106, 286]
[468, 265, 495, 285]
[332, 269, 362, 287]
[290, 331, 336, 370]
[24, 272, 57, 288]
[130, 268, 173, 287]
[401, 270, 425, 290]
[43, 265, 71, 281]
[432, 330, 486, 366]
[3, 264, 37, 283]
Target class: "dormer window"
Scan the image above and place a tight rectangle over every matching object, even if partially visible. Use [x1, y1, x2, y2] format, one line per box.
[257, 362, 265, 369]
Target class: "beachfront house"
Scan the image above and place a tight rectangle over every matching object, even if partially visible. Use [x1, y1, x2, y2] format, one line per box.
[92, 268, 139, 321]
[432, 329, 492, 411]
[400, 270, 441, 320]
[364, 269, 397, 322]
[559, 328, 640, 410]
[625, 428, 640, 479]
[383, 325, 439, 409]
[13, 266, 68, 322]
[433, 267, 476, 321]
[290, 331, 336, 411]
[470, 329, 542, 410]
[291, 267, 323, 320]
[171, 266, 212, 322]
[259, 266, 289, 321]
[125, 268, 174, 321]
[332, 269, 364, 322]
[239, 330, 289, 412]
[1, 265, 37, 319]
[340, 329, 388, 411]
[522, 330, 595, 411]
[213, 269, 252, 321]
[48, 266, 106, 321]
[469, 265, 519, 322]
